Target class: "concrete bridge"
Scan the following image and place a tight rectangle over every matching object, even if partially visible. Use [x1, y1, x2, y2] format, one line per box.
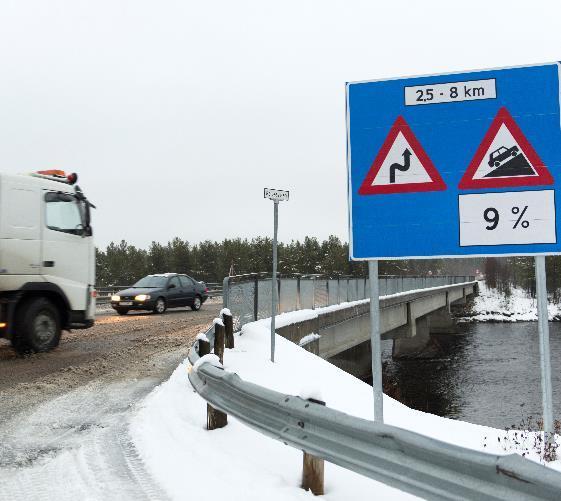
[276, 281, 477, 377]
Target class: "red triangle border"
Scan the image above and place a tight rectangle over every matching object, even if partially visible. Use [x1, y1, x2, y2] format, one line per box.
[358, 116, 447, 195]
[458, 107, 554, 189]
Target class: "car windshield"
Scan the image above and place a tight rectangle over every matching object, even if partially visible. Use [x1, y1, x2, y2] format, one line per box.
[133, 276, 169, 288]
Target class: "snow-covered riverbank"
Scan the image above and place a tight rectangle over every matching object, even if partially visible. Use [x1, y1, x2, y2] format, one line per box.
[459, 282, 561, 322]
[131, 303, 561, 500]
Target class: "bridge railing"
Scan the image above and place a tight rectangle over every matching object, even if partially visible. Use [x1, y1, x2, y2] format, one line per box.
[223, 274, 475, 331]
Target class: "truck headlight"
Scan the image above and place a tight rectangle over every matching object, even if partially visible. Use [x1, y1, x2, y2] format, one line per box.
[111, 295, 121, 302]
[135, 294, 150, 301]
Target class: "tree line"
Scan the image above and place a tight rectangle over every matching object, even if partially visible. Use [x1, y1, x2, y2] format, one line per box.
[96, 236, 482, 286]
[484, 256, 561, 300]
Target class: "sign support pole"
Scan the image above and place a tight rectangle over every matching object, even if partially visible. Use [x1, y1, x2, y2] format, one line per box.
[368, 260, 383, 423]
[271, 200, 279, 363]
[535, 255, 555, 457]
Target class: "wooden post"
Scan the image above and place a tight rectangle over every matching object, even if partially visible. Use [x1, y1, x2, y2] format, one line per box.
[206, 322, 228, 430]
[223, 311, 234, 349]
[207, 402, 227, 430]
[198, 337, 210, 357]
[214, 320, 225, 364]
[302, 399, 325, 496]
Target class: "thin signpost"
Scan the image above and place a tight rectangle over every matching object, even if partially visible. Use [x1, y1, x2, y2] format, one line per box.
[264, 188, 289, 363]
[368, 260, 383, 423]
[535, 255, 555, 452]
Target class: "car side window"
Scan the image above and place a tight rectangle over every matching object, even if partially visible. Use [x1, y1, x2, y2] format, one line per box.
[169, 277, 181, 289]
[179, 275, 194, 288]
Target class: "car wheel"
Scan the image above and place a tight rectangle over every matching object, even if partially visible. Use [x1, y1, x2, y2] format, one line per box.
[191, 296, 202, 311]
[115, 308, 129, 315]
[12, 298, 61, 354]
[153, 297, 166, 314]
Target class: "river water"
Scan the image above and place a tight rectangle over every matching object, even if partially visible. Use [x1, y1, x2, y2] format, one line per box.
[380, 322, 561, 430]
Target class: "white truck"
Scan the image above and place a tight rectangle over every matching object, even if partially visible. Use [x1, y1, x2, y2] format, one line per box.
[0, 170, 96, 354]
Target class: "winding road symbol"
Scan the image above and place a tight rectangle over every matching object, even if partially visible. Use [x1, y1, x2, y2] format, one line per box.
[389, 148, 412, 183]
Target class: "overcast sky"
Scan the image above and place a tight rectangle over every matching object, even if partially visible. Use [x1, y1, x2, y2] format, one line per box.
[0, 0, 559, 248]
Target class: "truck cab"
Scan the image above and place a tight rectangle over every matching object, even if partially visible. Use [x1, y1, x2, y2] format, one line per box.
[0, 170, 95, 354]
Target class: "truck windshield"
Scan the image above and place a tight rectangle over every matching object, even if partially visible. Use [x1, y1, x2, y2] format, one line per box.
[133, 276, 169, 288]
[45, 192, 84, 235]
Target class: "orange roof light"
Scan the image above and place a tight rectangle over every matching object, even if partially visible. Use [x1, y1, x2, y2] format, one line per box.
[36, 169, 67, 177]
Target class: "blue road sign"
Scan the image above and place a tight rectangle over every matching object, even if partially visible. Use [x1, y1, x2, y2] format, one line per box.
[346, 63, 561, 260]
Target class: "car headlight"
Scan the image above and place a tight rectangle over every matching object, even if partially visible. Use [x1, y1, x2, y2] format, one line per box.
[111, 295, 121, 302]
[135, 294, 151, 301]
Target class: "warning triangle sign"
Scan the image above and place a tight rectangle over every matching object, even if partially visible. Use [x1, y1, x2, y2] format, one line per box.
[458, 107, 553, 189]
[358, 116, 446, 195]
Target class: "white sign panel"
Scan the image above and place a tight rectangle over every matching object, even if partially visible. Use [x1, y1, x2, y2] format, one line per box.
[405, 79, 496, 106]
[459, 190, 556, 246]
[264, 188, 289, 201]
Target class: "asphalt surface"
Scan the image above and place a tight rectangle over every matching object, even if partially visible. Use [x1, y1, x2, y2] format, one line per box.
[0, 300, 221, 500]
[0, 300, 221, 421]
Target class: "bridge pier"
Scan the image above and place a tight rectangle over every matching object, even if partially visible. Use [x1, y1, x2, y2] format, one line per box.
[327, 341, 372, 379]
[428, 306, 459, 335]
[392, 316, 440, 359]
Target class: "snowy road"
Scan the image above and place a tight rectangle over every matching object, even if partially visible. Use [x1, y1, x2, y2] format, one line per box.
[0, 302, 220, 500]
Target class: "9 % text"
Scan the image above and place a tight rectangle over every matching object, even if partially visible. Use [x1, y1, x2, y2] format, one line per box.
[484, 205, 529, 231]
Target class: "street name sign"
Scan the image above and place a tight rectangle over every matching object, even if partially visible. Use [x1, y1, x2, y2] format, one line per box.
[346, 63, 561, 259]
[264, 188, 289, 202]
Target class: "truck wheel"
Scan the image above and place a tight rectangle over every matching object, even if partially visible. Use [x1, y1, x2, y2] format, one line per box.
[12, 298, 61, 354]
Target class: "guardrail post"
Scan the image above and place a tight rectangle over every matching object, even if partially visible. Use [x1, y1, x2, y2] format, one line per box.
[254, 278, 259, 321]
[337, 277, 341, 304]
[302, 398, 325, 496]
[207, 320, 228, 430]
[214, 320, 225, 364]
[222, 276, 230, 308]
[346, 278, 350, 302]
[297, 276, 301, 310]
[312, 277, 316, 310]
[198, 337, 210, 357]
[223, 310, 234, 349]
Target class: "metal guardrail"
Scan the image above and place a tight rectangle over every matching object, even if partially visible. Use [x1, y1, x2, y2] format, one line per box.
[188, 325, 561, 501]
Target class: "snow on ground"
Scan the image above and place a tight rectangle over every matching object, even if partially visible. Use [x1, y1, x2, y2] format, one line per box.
[459, 282, 561, 322]
[131, 300, 561, 500]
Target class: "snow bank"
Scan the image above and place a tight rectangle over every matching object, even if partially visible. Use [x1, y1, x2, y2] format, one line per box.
[195, 332, 209, 342]
[131, 298, 561, 500]
[298, 333, 320, 346]
[193, 354, 222, 373]
[459, 282, 561, 322]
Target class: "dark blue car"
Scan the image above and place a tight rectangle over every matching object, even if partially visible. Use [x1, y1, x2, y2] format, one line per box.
[111, 273, 208, 315]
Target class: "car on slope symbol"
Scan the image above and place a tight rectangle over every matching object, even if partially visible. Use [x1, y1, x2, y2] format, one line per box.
[110, 273, 208, 315]
[488, 146, 519, 167]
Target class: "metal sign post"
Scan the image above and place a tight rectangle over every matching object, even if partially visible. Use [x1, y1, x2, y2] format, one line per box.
[368, 260, 383, 423]
[535, 255, 555, 455]
[264, 188, 289, 363]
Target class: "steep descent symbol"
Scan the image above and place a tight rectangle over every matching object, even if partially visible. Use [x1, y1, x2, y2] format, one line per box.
[458, 107, 553, 189]
[358, 116, 446, 195]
